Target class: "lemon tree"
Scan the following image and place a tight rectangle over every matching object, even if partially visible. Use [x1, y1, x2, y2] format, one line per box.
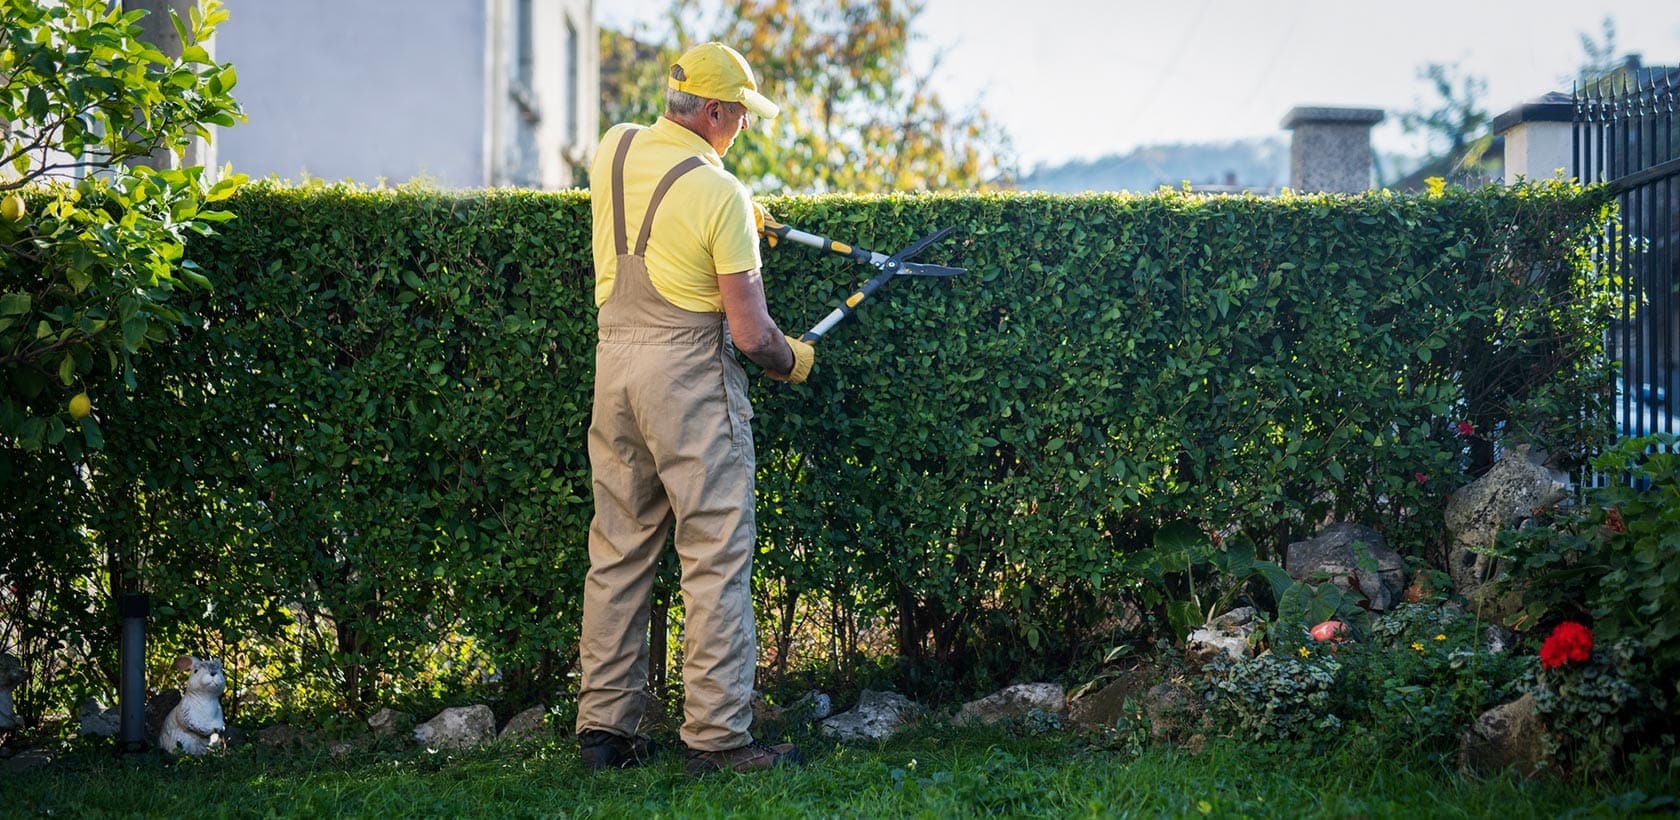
[0, 0, 245, 458]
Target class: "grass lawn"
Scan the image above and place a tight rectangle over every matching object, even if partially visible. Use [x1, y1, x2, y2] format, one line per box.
[4, 726, 1673, 818]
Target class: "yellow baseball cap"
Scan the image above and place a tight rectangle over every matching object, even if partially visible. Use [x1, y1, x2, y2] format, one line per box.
[669, 42, 779, 119]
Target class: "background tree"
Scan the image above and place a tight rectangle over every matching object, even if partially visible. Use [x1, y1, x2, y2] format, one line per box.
[600, 0, 1014, 194]
[1571, 16, 1626, 90]
[1399, 62, 1492, 163]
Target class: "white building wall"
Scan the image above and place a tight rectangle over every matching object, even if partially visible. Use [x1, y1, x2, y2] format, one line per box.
[214, 0, 594, 190]
[485, 0, 597, 188]
[217, 0, 489, 187]
[1502, 121, 1573, 182]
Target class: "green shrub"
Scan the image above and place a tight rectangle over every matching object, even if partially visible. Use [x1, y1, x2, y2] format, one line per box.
[1532, 636, 1673, 776]
[2, 181, 1617, 720]
[1498, 434, 1680, 692]
[1343, 603, 1529, 754]
[1199, 653, 1343, 740]
[1200, 603, 1530, 749]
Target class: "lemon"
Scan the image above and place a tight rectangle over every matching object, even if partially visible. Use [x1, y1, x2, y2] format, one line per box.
[1, 193, 24, 222]
[68, 392, 91, 419]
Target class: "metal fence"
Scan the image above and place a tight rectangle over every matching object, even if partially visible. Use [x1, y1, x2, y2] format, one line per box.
[1575, 68, 1680, 438]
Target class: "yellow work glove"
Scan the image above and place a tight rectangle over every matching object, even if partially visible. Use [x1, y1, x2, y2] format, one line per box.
[767, 335, 814, 384]
[753, 202, 782, 247]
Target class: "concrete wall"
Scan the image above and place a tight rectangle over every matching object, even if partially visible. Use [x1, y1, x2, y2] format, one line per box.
[1492, 93, 1574, 182]
[218, 0, 488, 187]
[215, 0, 595, 189]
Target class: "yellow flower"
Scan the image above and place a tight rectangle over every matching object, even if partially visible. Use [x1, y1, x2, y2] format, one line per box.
[1434, 634, 1447, 641]
[1297, 646, 1310, 658]
[1411, 642, 1425, 652]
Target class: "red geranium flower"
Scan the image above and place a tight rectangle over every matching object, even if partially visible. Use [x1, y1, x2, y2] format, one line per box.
[1456, 420, 1475, 437]
[1539, 621, 1594, 669]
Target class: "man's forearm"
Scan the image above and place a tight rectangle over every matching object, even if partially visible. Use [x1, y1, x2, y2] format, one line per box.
[735, 326, 794, 375]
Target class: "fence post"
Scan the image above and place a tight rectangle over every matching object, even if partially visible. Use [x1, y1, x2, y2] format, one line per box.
[1493, 92, 1575, 182]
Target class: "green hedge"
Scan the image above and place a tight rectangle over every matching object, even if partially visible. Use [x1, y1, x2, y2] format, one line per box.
[1, 181, 1615, 719]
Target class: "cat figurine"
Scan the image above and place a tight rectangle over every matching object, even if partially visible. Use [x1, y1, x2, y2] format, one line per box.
[157, 655, 226, 755]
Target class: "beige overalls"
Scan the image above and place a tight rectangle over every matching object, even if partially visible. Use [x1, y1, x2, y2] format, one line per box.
[575, 128, 760, 752]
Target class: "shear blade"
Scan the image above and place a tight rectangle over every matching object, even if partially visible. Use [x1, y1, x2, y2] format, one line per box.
[899, 263, 965, 277]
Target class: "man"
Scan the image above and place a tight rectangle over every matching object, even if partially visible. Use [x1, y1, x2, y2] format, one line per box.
[575, 42, 813, 776]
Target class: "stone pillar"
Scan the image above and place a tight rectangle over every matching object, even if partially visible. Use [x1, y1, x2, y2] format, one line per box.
[1281, 106, 1384, 193]
[1493, 92, 1574, 182]
[128, 0, 217, 178]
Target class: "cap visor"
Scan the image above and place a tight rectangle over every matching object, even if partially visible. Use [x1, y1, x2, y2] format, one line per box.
[742, 89, 779, 119]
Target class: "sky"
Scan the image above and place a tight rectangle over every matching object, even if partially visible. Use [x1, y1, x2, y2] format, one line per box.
[597, 0, 1680, 171]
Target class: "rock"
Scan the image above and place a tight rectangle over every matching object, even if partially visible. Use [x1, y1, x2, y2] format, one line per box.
[1142, 681, 1200, 743]
[145, 689, 182, 744]
[819, 690, 920, 742]
[1286, 523, 1408, 611]
[78, 698, 119, 738]
[498, 705, 549, 743]
[1459, 693, 1548, 777]
[1467, 584, 1528, 624]
[1209, 606, 1258, 631]
[1444, 453, 1569, 600]
[367, 707, 413, 738]
[789, 691, 834, 722]
[1484, 624, 1516, 654]
[1, 747, 51, 774]
[752, 690, 834, 731]
[1068, 670, 1151, 730]
[413, 705, 496, 750]
[951, 683, 1066, 727]
[254, 723, 305, 748]
[1185, 606, 1260, 668]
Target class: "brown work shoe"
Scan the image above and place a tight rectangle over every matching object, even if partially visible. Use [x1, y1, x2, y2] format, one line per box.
[578, 729, 659, 772]
[685, 740, 802, 776]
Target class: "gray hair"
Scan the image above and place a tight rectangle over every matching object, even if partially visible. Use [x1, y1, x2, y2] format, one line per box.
[665, 63, 704, 116]
[666, 88, 705, 116]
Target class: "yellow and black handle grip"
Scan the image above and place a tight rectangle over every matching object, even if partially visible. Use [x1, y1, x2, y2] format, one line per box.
[759, 217, 879, 266]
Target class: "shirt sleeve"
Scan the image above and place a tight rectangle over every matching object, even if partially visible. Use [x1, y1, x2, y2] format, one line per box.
[709, 181, 762, 275]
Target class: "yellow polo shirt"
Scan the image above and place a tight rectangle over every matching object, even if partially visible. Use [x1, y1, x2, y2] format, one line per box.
[590, 118, 761, 313]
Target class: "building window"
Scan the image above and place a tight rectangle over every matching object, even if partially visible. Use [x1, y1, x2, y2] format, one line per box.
[507, 0, 540, 186]
[514, 0, 534, 91]
[509, 0, 539, 124]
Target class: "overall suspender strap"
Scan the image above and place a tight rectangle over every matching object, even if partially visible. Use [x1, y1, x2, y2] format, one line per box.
[609, 128, 639, 257]
[633, 156, 708, 257]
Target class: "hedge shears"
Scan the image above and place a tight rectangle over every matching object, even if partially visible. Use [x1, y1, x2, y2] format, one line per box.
[756, 209, 964, 344]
